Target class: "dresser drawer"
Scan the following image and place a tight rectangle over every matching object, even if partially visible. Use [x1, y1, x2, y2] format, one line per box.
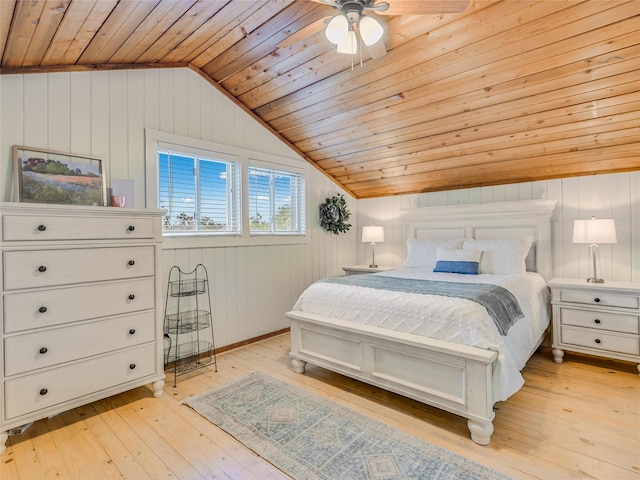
[558, 290, 639, 309]
[4, 311, 156, 376]
[559, 307, 639, 334]
[4, 343, 156, 421]
[3, 277, 155, 333]
[560, 325, 639, 356]
[3, 246, 155, 290]
[2, 214, 155, 241]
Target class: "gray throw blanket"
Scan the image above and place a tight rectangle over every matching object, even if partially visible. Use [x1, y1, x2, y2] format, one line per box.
[323, 275, 524, 335]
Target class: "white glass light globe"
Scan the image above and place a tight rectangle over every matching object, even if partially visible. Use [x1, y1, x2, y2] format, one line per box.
[359, 16, 383, 46]
[325, 15, 348, 45]
[337, 30, 357, 54]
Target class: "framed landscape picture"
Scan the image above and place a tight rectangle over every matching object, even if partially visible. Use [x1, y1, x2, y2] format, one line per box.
[13, 146, 107, 206]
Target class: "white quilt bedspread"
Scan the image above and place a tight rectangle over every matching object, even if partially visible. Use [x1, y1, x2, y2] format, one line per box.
[292, 268, 550, 401]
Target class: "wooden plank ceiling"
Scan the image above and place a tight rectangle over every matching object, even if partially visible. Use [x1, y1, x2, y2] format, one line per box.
[1, 0, 638, 199]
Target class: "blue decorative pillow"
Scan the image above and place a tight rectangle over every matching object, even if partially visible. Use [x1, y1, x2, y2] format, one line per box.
[433, 248, 482, 275]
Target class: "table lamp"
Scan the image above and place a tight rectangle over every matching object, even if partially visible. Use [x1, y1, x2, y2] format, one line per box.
[362, 225, 385, 268]
[572, 216, 617, 283]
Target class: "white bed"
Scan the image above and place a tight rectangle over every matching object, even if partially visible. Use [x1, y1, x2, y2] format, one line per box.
[286, 199, 556, 445]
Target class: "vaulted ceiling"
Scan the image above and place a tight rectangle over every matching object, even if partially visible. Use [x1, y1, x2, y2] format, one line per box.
[1, 0, 638, 199]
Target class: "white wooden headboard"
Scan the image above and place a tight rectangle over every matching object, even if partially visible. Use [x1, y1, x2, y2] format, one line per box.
[401, 199, 557, 280]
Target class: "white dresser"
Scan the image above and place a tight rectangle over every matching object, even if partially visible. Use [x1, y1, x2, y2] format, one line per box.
[548, 278, 640, 373]
[0, 203, 165, 454]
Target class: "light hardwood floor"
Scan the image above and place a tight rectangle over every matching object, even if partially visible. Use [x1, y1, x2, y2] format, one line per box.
[1, 333, 638, 479]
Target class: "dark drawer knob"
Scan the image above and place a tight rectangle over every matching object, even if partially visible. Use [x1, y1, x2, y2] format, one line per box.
[129, 328, 136, 335]
[38, 306, 47, 313]
[128, 260, 135, 266]
[593, 297, 601, 303]
[129, 363, 136, 370]
[127, 225, 135, 231]
[39, 347, 48, 354]
[40, 388, 48, 396]
[37, 224, 47, 232]
[594, 319, 601, 324]
[595, 338, 602, 344]
[38, 265, 47, 273]
[128, 294, 135, 300]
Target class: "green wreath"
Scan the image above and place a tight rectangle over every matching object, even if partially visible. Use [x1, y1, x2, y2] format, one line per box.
[319, 194, 351, 235]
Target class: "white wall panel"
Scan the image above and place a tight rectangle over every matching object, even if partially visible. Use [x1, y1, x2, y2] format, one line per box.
[0, 68, 357, 350]
[357, 172, 640, 283]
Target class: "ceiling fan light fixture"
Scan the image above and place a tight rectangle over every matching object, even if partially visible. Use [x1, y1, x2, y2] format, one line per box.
[337, 29, 358, 54]
[325, 14, 348, 45]
[359, 15, 383, 46]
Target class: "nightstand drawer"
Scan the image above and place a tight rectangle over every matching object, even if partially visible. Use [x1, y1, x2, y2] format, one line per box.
[559, 307, 639, 334]
[561, 325, 639, 356]
[558, 290, 638, 309]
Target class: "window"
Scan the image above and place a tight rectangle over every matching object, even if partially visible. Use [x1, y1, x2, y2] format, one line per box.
[146, 129, 308, 246]
[159, 147, 241, 235]
[248, 165, 305, 235]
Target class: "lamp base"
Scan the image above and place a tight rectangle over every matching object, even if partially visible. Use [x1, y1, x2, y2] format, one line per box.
[586, 277, 604, 283]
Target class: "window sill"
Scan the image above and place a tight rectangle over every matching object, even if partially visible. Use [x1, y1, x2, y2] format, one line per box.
[161, 233, 309, 250]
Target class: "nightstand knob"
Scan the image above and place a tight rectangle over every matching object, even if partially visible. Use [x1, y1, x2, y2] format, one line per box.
[128, 294, 135, 300]
[593, 297, 601, 303]
[128, 225, 135, 231]
[38, 306, 47, 313]
[39, 347, 48, 354]
[595, 338, 602, 344]
[38, 265, 47, 273]
[39, 388, 48, 396]
[129, 328, 136, 335]
[128, 260, 135, 266]
[594, 318, 601, 324]
[129, 363, 136, 370]
[37, 224, 47, 232]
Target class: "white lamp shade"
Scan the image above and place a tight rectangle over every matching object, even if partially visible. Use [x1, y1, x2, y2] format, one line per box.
[572, 218, 617, 244]
[337, 29, 357, 54]
[325, 15, 348, 45]
[359, 16, 383, 46]
[362, 225, 385, 243]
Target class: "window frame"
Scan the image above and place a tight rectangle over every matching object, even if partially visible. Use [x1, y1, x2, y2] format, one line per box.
[248, 159, 306, 236]
[145, 129, 310, 249]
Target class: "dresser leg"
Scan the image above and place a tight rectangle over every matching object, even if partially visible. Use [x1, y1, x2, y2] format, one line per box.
[552, 348, 564, 364]
[0, 430, 7, 455]
[152, 379, 165, 398]
[637, 364, 639, 376]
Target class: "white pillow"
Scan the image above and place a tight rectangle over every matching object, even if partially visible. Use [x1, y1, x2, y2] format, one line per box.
[433, 248, 482, 275]
[403, 238, 464, 269]
[463, 238, 532, 274]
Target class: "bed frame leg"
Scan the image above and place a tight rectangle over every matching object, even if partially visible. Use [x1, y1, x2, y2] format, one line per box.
[0, 430, 7, 455]
[291, 358, 307, 373]
[467, 419, 493, 445]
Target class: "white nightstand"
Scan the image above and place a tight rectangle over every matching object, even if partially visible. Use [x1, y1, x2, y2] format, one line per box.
[548, 278, 639, 374]
[342, 265, 395, 276]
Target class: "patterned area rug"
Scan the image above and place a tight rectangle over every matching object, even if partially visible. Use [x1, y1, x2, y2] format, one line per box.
[185, 373, 513, 480]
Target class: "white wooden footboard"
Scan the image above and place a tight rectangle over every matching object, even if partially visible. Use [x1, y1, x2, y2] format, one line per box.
[286, 310, 498, 445]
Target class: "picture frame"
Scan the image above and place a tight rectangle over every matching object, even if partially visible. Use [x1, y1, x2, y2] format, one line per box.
[13, 145, 107, 206]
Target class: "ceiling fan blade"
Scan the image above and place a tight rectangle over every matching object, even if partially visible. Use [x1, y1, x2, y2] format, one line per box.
[309, 0, 339, 6]
[277, 17, 329, 48]
[375, 0, 469, 15]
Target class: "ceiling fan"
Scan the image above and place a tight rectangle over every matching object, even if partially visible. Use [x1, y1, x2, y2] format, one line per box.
[294, 0, 470, 58]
